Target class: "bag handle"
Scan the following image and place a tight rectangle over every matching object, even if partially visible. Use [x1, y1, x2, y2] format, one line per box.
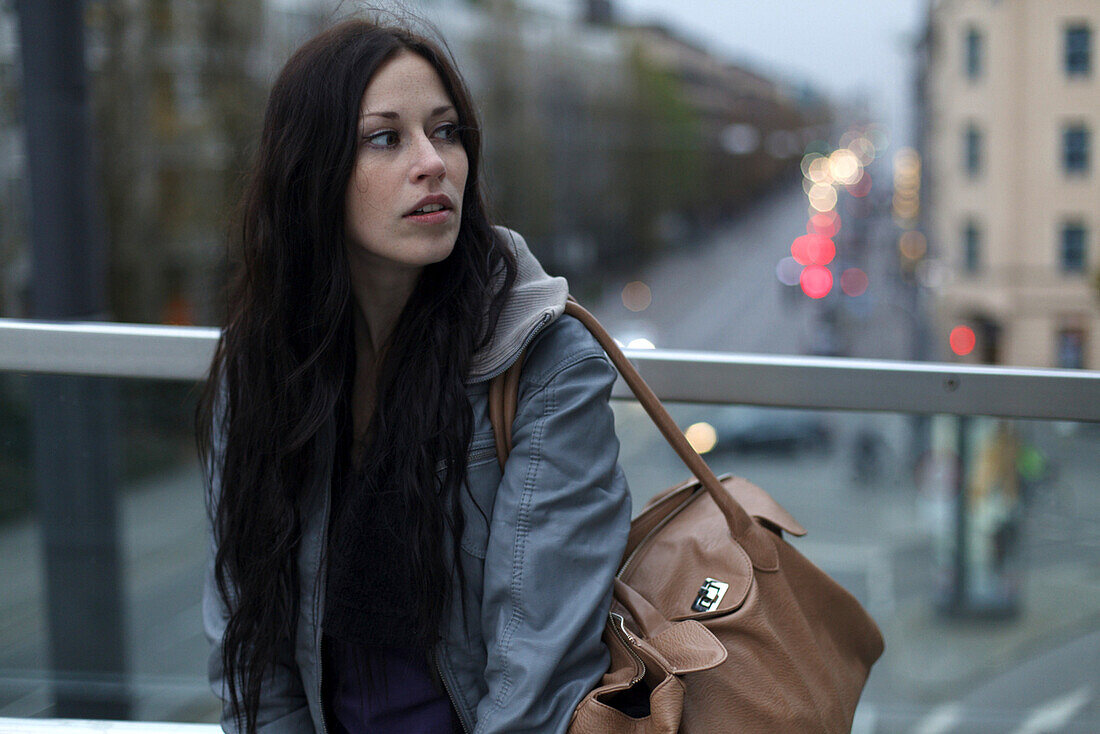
[489, 298, 755, 539]
[489, 346, 524, 469]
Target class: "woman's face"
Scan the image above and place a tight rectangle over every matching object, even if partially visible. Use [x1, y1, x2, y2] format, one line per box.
[344, 51, 468, 278]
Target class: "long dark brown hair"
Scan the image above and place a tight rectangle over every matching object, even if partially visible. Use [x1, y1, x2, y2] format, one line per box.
[195, 18, 515, 733]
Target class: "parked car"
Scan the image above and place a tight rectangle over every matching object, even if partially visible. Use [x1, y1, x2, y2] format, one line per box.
[709, 407, 831, 455]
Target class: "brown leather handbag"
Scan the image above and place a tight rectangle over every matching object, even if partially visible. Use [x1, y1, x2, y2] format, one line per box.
[489, 299, 884, 733]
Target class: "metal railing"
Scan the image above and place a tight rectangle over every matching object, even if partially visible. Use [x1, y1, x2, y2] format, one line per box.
[0, 717, 218, 733]
[1, 317, 1098, 422]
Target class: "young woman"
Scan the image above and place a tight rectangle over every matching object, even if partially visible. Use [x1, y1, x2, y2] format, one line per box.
[197, 18, 631, 734]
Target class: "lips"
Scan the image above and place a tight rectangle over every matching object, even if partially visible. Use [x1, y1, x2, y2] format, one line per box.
[405, 194, 454, 217]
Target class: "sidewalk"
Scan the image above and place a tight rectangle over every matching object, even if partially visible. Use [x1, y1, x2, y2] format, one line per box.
[876, 558, 1100, 702]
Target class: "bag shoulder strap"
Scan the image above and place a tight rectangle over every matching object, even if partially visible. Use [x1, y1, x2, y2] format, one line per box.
[489, 346, 525, 471]
[488, 298, 755, 537]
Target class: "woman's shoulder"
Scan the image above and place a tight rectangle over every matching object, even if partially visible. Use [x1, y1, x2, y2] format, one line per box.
[518, 312, 612, 389]
[467, 227, 569, 382]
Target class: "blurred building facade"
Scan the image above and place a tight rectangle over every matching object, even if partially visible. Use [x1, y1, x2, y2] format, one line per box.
[923, 0, 1099, 368]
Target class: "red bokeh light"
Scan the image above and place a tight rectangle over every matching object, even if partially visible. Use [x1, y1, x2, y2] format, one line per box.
[807, 211, 841, 238]
[792, 234, 835, 266]
[840, 268, 869, 296]
[950, 326, 976, 356]
[791, 236, 811, 265]
[847, 171, 872, 198]
[800, 265, 833, 299]
[809, 238, 836, 265]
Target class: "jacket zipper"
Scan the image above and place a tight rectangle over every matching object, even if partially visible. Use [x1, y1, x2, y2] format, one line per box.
[317, 648, 330, 734]
[434, 647, 472, 733]
[436, 445, 500, 475]
[608, 612, 646, 685]
[468, 445, 497, 464]
[471, 312, 554, 384]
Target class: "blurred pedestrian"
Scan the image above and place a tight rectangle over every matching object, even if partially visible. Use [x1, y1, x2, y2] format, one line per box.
[196, 18, 630, 734]
[853, 427, 881, 485]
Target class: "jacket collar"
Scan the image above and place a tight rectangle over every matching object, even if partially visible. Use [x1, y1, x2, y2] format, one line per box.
[466, 227, 568, 383]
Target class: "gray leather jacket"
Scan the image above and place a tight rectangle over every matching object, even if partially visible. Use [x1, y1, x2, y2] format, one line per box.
[202, 229, 632, 733]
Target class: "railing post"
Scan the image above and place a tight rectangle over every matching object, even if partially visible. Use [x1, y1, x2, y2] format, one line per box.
[15, 0, 129, 719]
[951, 414, 971, 613]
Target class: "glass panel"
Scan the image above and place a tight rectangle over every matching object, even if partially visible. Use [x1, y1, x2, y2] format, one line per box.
[0, 374, 216, 723]
[2, 373, 1099, 728]
[611, 400, 1100, 731]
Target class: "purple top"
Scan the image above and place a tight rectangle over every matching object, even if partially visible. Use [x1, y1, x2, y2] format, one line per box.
[324, 635, 460, 734]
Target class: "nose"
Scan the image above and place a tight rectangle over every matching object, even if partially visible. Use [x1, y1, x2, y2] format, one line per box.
[409, 132, 446, 181]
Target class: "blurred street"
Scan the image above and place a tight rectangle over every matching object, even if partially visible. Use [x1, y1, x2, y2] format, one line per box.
[590, 175, 914, 359]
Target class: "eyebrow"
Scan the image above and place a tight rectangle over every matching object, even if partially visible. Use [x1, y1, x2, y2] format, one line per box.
[360, 105, 455, 120]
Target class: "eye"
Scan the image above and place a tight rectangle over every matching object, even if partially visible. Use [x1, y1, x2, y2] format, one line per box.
[363, 130, 399, 148]
[432, 122, 461, 143]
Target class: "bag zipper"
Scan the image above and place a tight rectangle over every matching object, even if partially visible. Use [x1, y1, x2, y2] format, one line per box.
[609, 612, 646, 685]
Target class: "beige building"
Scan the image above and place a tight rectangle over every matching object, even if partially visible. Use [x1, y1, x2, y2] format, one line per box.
[924, 0, 1099, 368]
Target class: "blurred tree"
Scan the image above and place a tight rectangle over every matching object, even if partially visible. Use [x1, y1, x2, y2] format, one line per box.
[89, 0, 265, 325]
[90, 0, 154, 323]
[619, 40, 703, 259]
[197, 0, 268, 324]
[474, 0, 556, 254]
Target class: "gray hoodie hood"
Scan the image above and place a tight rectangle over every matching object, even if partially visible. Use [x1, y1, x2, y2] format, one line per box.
[467, 227, 568, 382]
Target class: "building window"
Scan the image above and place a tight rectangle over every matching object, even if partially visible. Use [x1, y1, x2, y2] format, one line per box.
[965, 125, 982, 177]
[965, 27, 983, 79]
[963, 221, 981, 273]
[1057, 329, 1086, 369]
[1066, 25, 1091, 76]
[1061, 222, 1088, 272]
[1063, 125, 1089, 173]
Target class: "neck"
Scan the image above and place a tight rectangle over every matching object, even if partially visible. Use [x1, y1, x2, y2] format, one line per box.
[346, 252, 422, 359]
[346, 255, 421, 454]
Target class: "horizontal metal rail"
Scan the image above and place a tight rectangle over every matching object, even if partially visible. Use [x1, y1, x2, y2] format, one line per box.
[1, 318, 1098, 422]
[0, 717, 218, 733]
[0, 320, 220, 382]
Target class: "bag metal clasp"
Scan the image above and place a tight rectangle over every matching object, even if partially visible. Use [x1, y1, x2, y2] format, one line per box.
[691, 578, 729, 612]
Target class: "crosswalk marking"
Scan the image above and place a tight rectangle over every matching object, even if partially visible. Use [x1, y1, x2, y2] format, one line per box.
[1009, 685, 1092, 734]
